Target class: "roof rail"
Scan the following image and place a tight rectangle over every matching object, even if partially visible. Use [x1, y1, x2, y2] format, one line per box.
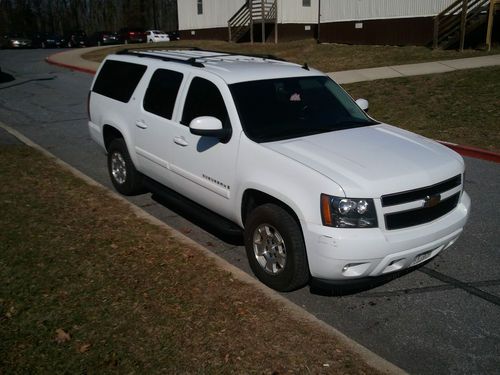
[115, 47, 286, 67]
[192, 48, 286, 62]
[116, 49, 205, 68]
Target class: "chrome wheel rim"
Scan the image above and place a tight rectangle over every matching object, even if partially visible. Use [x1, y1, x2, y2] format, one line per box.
[111, 152, 127, 184]
[252, 224, 287, 275]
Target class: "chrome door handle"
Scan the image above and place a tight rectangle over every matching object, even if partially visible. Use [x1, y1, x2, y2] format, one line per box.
[135, 120, 148, 129]
[173, 136, 189, 147]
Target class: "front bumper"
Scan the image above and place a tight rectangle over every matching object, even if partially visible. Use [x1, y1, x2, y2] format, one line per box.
[303, 191, 471, 281]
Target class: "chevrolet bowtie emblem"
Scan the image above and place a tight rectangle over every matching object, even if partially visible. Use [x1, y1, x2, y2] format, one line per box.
[423, 194, 441, 208]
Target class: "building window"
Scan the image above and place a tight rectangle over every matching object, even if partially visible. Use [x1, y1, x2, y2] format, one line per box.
[197, 0, 203, 14]
[303, 0, 311, 7]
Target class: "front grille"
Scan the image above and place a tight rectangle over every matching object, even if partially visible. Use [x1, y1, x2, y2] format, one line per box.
[381, 175, 461, 207]
[381, 174, 463, 230]
[385, 192, 460, 230]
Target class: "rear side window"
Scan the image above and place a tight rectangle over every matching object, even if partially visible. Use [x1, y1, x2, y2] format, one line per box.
[92, 60, 146, 103]
[143, 69, 183, 120]
[181, 77, 230, 127]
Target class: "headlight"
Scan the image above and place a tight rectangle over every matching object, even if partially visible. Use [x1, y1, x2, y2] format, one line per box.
[320, 194, 378, 228]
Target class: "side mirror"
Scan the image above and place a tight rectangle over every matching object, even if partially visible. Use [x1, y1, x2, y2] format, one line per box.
[189, 116, 231, 143]
[355, 98, 369, 112]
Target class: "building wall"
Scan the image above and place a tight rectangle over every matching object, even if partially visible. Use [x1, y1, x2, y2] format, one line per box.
[177, 0, 462, 45]
[319, 0, 455, 22]
[278, 0, 319, 24]
[178, 0, 457, 29]
[277, 0, 455, 24]
[177, 0, 245, 30]
[319, 17, 435, 45]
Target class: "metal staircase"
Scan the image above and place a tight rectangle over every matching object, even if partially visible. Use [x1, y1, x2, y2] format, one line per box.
[433, 0, 499, 50]
[228, 0, 278, 43]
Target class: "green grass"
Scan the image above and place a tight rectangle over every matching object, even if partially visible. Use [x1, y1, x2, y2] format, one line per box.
[0, 145, 379, 374]
[343, 66, 500, 152]
[82, 38, 500, 72]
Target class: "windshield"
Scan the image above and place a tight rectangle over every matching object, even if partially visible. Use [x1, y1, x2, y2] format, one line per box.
[230, 76, 377, 143]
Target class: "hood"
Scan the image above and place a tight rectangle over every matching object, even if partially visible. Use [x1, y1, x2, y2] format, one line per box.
[262, 124, 464, 198]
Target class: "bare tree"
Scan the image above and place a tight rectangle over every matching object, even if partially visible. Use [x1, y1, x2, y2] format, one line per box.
[0, 0, 178, 35]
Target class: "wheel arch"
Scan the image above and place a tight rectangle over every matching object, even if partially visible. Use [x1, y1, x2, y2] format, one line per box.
[102, 124, 124, 151]
[241, 189, 303, 229]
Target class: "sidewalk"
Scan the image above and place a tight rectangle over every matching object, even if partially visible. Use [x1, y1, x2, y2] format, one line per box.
[329, 54, 500, 83]
[47, 46, 500, 84]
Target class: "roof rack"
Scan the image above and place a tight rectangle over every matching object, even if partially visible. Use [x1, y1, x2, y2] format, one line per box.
[190, 48, 286, 62]
[115, 47, 287, 68]
[116, 49, 205, 68]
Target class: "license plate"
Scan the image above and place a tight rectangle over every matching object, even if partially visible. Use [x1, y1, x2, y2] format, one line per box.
[410, 250, 433, 267]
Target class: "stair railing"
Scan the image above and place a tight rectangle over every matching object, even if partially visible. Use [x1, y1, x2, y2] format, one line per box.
[434, 0, 491, 50]
[228, 0, 277, 43]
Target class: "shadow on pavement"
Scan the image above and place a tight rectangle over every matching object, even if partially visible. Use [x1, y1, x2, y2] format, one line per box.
[0, 69, 15, 83]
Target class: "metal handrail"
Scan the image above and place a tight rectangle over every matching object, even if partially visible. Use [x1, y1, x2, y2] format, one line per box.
[433, 0, 491, 49]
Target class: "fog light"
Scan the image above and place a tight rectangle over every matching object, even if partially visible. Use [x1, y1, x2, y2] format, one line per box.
[341, 262, 371, 277]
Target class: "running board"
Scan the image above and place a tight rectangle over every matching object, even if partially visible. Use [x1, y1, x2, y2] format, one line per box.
[142, 176, 243, 240]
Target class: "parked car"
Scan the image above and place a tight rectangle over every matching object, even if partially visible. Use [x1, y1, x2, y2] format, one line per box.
[65, 30, 88, 47]
[166, 30, 180, 41]
[1, 33, 32, 48]
[146, 30, 170, 43]
[88, 49, 470, 292]
[119, 28, 146, 44]
[31, 32, 65, 48]
[88, 31, 120, 46]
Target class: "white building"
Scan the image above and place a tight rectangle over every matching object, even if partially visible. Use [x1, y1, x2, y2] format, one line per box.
[177, 0, 496, 46]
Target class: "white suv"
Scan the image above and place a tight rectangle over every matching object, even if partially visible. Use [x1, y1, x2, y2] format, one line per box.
[88, 49, 470, 292]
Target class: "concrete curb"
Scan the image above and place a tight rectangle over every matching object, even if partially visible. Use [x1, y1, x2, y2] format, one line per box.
[46, 55, 96, 75]
[45, 49, 500, 164]
[439, 141, 500, 163]
[0, 120, 407, 375]
[45, 47, 102, 75]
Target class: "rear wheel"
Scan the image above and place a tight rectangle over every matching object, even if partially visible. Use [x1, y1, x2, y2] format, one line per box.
[107, 138, 143, 196]
[244, 204, 309, 292]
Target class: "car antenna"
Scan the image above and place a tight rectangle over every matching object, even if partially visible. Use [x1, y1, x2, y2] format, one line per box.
[302, 62, 310, 71]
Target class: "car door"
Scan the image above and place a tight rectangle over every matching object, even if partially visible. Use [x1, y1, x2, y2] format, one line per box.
[169, 74, 240, 219]
[133, 68, 184, 187]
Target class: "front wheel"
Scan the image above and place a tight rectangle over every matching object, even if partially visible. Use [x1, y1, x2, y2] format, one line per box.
[107, 138, 143, 196]
[244, 204, 310, 292]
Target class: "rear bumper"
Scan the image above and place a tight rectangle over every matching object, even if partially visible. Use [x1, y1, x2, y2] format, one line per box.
[303, 191, 471, 281]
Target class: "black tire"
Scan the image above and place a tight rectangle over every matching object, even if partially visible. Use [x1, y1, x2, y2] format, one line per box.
[107, 138, 143, 196]
[244, 203, 310, 292]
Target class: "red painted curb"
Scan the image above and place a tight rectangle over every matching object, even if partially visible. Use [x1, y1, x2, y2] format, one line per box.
[439, 141, 500, 163]
[45, 53, 96, 75]
[45, 52, 500, 164]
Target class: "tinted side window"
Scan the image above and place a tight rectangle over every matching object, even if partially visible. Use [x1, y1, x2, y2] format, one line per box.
[181, 77, 230, 127]
[92, 60, 146, 103]
[143, 69, 183, 120]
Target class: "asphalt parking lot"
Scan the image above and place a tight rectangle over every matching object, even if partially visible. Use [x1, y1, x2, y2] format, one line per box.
[1, 49, 499, 374]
